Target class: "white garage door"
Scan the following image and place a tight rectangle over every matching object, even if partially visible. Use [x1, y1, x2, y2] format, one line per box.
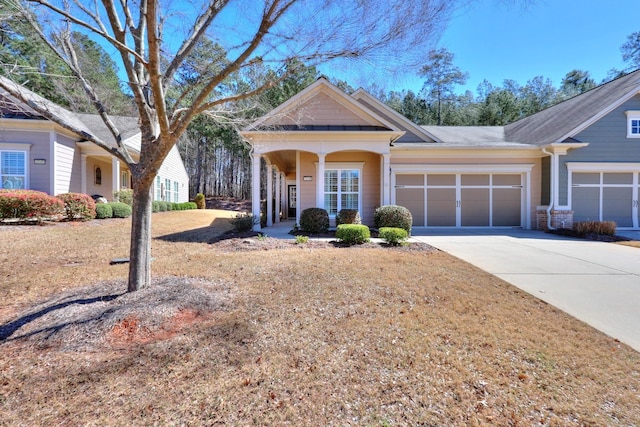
[571, 172, 639, 228]
[395, 173, 523, 227]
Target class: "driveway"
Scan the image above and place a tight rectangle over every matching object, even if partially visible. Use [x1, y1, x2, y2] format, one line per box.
[411, 229, 640, 353]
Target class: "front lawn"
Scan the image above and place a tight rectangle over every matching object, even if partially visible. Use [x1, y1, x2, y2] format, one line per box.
[1, 210, 638, 425]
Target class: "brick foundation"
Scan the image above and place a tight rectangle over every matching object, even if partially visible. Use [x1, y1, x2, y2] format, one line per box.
[536, 209, 574, 231]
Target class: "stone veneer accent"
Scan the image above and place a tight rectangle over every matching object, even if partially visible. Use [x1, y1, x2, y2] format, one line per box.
[537, 209, 574, 231]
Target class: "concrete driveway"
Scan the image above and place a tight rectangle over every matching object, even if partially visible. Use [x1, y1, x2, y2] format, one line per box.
[411, 229, 640, 353]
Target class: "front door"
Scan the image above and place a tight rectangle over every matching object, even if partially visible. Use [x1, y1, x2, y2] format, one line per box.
[288, 185, 297, 218]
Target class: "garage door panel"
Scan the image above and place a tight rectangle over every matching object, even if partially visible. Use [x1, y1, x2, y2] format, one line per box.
[572, 187, 600, 222]
[603, 187, 633, 227]
[493, 188, 521, 226]
[427, 188, 456, 226]
[396, 174, 424, 186]
[461, 188, 490, 226]
[396, 188, 424, 226]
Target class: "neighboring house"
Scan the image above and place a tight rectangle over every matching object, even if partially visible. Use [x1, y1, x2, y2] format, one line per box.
[241, 72, 640, 231]
[0, 79, 189, 203]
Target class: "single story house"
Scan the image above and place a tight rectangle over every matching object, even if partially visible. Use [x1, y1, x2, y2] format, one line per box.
[241, 71, 640, 231]
[0, 78, 189, 203]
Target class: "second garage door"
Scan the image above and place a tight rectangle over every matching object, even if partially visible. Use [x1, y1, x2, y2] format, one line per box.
[395, 173, 523, 227]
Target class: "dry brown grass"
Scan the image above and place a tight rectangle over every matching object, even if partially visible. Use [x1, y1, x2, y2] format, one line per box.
[1, 211, 639, 426]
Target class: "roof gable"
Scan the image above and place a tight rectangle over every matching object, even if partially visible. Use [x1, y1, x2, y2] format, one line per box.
[245, 78, 399, 131]
[505, 69, 640, 145]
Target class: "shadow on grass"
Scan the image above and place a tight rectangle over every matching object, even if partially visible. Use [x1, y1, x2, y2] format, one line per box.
[155, 218, 233, 243]
[0, 293, 123, 342]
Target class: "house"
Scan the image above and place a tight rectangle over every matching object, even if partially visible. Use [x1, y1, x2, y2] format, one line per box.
[241, 71, 640, 231]
[0, 77, 189, 203]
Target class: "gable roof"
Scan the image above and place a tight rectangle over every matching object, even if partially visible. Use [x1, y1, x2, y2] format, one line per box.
[505, 69, 640, 145]
[244, 77, 401, 132]
[0, 76, 140, 151]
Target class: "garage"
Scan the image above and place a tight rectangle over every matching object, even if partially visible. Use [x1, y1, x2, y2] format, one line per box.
[570, 171, 640, 229]
[394, 172, 524, 228]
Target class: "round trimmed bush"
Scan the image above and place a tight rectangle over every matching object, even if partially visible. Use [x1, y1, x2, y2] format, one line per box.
[0, 189, 64, 221]
[109, 202, 132, 218]
[336, 224, 370, 245]
[95, 203, 113, 219]
[56, 192, 96, 221]
[158, 201, 168, 212]
[152, 201, 160, 213]
[299, 207, 329, 234]
[379, 227, 409, 246]
[231, 213, 257, 232]
[166, 202, 173, 211]
[336, 209, 361, 226]
[374, 205, 412, 234]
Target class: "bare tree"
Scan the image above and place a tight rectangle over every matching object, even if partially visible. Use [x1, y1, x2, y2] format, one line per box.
[0, 0, 453, 292]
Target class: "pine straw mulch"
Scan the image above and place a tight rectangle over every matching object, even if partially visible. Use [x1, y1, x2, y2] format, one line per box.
[0, 277, 233, 352]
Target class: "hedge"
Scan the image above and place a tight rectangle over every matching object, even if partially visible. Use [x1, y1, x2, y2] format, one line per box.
[109, 202, 132, 218]
[95, 203, 113, 219]
[0, 189, 64, 221]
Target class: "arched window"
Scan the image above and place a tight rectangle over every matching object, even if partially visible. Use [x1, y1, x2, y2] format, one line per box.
[95, 167, 102, 185]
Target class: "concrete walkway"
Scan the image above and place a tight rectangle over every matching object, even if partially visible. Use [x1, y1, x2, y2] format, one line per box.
[410, 229, 640, 352]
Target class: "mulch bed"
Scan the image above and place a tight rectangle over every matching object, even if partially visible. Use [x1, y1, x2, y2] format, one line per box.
[548, 229, 631, 242]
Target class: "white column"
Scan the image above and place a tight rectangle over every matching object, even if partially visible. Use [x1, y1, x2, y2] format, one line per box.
[275, 168, 281, 223]
[552, 152, 560, 207]
[316, 153, 326, 208]
[81, 154, 87, 194]
[281, 172, 287, 219]
[266, 163, 273, 227]
[296, 151, 301, 225]
[251, 153, 262, 231]
[112, 157, 120, 201]
[382, 153, 391, 206]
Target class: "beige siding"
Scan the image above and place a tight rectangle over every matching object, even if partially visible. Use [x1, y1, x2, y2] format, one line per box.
[0, 129, 51, 193]
[298, 152, 316, 212]
[278, 92, 372, 127]
[86, 158, 113, 198]
[54, 133, 81, 195]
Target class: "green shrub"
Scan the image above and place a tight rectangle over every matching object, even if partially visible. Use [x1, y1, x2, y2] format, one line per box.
[0, 189, 64, 221]
[194, 193, 205, 209]
[56, 192, 96, 221]
[336, 224, 370, 245]
[158, 201, 168, 212]
[295, 235, 309, 244]
[336, 209, 361, 226]
[182, 202, 197, 210]
[374, 205, 412, 234]
[95, 203, 113, 219]
[166, 202, 173, 211]
[379, 227, 409, 246]
[152, 201, 160, 213]
[170, 202, 181, 211]
[113, 189, 133, 206]
[230, 213, 257, 232]
[573, 220, 616, 236]
[109, 202, 132, 218]
[299, 207, 329, 234]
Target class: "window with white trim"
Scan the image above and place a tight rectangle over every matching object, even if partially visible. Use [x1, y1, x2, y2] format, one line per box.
[1, 151, 27, 189]
[173, 181, 179, 203]
[324, 168, 360, 216]
[625, 111, 640, 138]
[155, 176, 161, 200]
[164, 178, 171, 201]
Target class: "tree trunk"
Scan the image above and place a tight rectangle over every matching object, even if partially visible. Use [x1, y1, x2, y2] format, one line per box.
[128, 181, 153, 291]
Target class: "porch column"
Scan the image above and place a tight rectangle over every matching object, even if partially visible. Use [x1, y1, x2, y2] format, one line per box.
[112, 157, 120, 200]
[316, 153, 326, 208]
[251, 153, 262, 231]
[81, 154, 87, 194]
[266, 163, 273, 227]
[296, 151, 301, 225]
[382, 153, 391, 206]
[275, 167, 281, 223]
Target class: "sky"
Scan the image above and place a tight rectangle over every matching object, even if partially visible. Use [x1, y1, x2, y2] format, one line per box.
[324, 0, 640, 96]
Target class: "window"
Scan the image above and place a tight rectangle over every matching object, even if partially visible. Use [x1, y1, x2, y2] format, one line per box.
[173, 181, 179, 202]
[324, 167, 360, 216]
[121, 171, 129, 189]
[164, 178, 171, 201]
[1, 151, 27, 189]
[156, 176, 161, 200]
[94, 167, 102, 186]
[625, 111, 640, 137]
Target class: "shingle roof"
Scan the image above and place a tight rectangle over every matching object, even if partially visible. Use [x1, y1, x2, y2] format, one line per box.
[504, 69, 640, 145]
[76, 113, 141, 147]
[422, 126, 506, 144]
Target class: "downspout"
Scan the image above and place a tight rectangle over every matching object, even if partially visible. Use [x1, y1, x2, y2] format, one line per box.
[541, 147, 556, 230]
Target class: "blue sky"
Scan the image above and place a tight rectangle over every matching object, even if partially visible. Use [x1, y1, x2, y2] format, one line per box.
[327, 0, 639, 96]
